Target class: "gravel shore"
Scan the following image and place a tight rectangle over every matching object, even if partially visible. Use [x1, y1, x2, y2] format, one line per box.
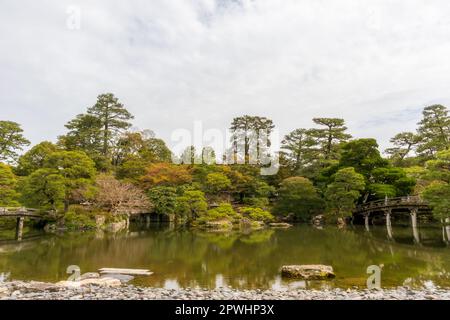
[1, 280, 450, 300]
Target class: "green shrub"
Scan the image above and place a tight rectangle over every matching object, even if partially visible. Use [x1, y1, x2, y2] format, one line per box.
[64, 210, 96, 230]
[175, 190, 208, 221]
[197, 203, 239, 223]
[204, 173, 232, 193]
[147, 186, 177, 215]
[242, 197, 270, 209]
[240, 207, 274, 222]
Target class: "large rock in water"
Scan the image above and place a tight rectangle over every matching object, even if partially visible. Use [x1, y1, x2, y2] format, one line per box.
[56, 277, 121, 288]
[281, 265, 335, 280]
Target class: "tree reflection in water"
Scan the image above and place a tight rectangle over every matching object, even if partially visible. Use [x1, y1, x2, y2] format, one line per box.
[0, 224, 449, 289]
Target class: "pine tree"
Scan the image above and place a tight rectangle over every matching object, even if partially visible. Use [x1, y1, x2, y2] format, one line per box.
[0, 121, 30, 164]
[310, 118, 351, 159]
[87, 93, 134, 157]
[417, 105, 450, 156]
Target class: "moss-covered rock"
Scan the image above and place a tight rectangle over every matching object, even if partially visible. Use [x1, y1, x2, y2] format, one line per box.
[281, 265, 335, 280]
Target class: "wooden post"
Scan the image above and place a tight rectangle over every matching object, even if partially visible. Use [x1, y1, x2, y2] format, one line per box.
[15, 217, 24, 241]
[364, 213, 370, 232]
[410, 208, 420, 244]
[385, 209, 392, 227]
[146, 215, 150, 228]
[445, 218, 450, 245]
[410, 208, 418, 229]
[385, 209, 393, 241]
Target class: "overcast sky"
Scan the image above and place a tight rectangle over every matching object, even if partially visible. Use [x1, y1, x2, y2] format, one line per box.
[1, 0, 450, 153]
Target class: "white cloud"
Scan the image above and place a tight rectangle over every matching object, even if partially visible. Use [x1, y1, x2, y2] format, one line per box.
[1, 0, 450, 153]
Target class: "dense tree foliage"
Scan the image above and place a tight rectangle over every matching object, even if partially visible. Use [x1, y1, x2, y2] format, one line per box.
[15, 141, 59, 176]
[230, 115, 274, 164]
[385, 132, 421, 165]
[0, 163, 20, 206]
[175, 190, 208, 221]
[147, 186, 178, 216]
[310, 118, 351, 160]
[281, 128, 317, 172]
[140, 163, 192, 189]
[1, 98, 448, 228]
[325, 167, 365, 219]
[274, 177, 324, 221]
[422, 150, 450, 220]
[417, 105, 449, 156]
[0, 121, 30, 164]
[20, 169, 66, 210]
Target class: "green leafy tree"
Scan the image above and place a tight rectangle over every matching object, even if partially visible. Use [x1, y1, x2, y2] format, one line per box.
[422, 182, 450, 221]
[20, 169, 66, 210]
[240, 207, 274, 222]
[417, 105, 450, 156]
[175, 190, 208, 221]
[44, 151, 96, 211]
[113, 130, 172, 166]
[422, 150, 450, 220]
[230, 115, 274, 164]
[140, 163, 192, 189]
[0, 163, 20, 206]
[204, 173, 232, 194]
[338, 138, 388, 179]
[0, 121, 30, 164]
[59, 114, 109, 171]
[87, 93, 134, 157]
[385, 132, 421, 165]
[371, 167, 416, 196]
[241, 180, 274, 209]
[198, 203, 239, 223]
[147, 186, 178, 216]
[15, 141, 59, 176]
[116, 157, 148, 181]
[274, 177, 324, 221]
[367, 183, 397, 198]
[310, 118, 351, 160]
[281, 128, 318, 171]
[325, 167, 365, 218]
[59, 114, 103, 155]
[333, 139, 415, 201]
[60, 94, 134, 168]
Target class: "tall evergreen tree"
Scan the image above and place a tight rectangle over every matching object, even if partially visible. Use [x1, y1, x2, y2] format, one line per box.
[385, 132, 421, 164]
[281, 128, 318, 171]
[0, 121, 30, 164]
[230, 115, 274, 164]
[60, 114, 103, 155]
[310, 118, 351, 159]
[417, 105, 450, 156]
[87, 93, 134, 157]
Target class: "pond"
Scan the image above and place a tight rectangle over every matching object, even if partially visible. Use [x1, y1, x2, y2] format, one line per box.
[0, 223, 450, 290]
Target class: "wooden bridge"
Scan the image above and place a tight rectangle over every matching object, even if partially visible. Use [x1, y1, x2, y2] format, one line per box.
[0, 207, 45, 241]
[353, 196, 433, 244]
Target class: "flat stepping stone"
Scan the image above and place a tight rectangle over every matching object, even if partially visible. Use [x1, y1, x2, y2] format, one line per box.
[99, 268, 153, 276]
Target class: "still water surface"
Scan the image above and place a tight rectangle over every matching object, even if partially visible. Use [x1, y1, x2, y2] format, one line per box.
[0, 224, 450, 290]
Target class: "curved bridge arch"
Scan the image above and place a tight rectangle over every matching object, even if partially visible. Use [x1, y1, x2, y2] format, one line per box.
[0, 207, 48, 241]
[353, 196, 433, 244]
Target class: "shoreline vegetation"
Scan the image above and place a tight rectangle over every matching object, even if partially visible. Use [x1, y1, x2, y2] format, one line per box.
[1, 280, 449, 300]
[0, 94, 449, 233]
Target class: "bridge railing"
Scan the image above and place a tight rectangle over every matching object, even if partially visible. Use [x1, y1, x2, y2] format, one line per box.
[356, 195, 425, 211]
[0, 207, 43, 216]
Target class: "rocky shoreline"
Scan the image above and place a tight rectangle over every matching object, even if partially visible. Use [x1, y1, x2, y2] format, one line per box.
[1, 280, 450, 300]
